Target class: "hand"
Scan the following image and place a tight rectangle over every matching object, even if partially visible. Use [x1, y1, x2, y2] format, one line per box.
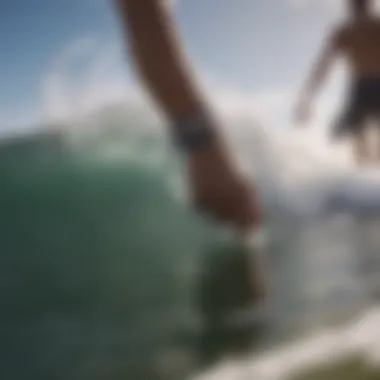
[188, 142, 261, 232]
[294, 100, 312, 127]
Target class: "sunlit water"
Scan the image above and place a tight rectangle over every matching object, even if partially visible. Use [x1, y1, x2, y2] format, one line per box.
[1, 116, 380, 380]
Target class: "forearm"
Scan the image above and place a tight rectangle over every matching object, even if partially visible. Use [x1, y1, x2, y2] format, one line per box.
[115, 0, 207, 121]
[300, 67, 326, 104]
[299, 47, 335, 104]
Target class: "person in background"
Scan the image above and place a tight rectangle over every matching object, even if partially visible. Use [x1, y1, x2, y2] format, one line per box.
[295, 0, 380, 165]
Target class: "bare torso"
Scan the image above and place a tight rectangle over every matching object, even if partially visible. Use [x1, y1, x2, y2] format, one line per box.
[338, 17, 380, 78]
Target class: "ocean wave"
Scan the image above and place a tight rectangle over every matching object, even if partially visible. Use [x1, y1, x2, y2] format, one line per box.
[2, 106, 380, 379]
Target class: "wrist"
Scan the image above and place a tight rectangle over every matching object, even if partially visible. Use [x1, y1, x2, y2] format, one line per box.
[169, 107, 222, 155]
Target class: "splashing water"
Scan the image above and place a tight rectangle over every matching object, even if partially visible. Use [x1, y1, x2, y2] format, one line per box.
[3, 39, 380, 380]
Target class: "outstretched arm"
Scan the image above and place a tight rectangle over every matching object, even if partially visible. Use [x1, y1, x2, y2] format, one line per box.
[114, 0, 262, 232]
[114, 0, 207, 122]
[296, 27, 345, 124]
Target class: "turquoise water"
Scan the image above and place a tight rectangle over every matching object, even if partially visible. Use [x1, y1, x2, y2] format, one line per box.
[1, 131, 265, 379]
[2, 130, 380, 380]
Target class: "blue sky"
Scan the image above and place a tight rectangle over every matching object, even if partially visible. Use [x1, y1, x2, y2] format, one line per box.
[0, 0, 342, 132]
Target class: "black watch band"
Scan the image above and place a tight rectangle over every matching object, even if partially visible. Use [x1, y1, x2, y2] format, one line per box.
[170, 109, 218, 154]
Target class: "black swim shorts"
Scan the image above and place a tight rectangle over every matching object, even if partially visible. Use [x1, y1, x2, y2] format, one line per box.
[333, 77, 380, 139]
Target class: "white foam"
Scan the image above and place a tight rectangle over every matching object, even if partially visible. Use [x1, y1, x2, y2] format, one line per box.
[191, 306, 380, 380]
